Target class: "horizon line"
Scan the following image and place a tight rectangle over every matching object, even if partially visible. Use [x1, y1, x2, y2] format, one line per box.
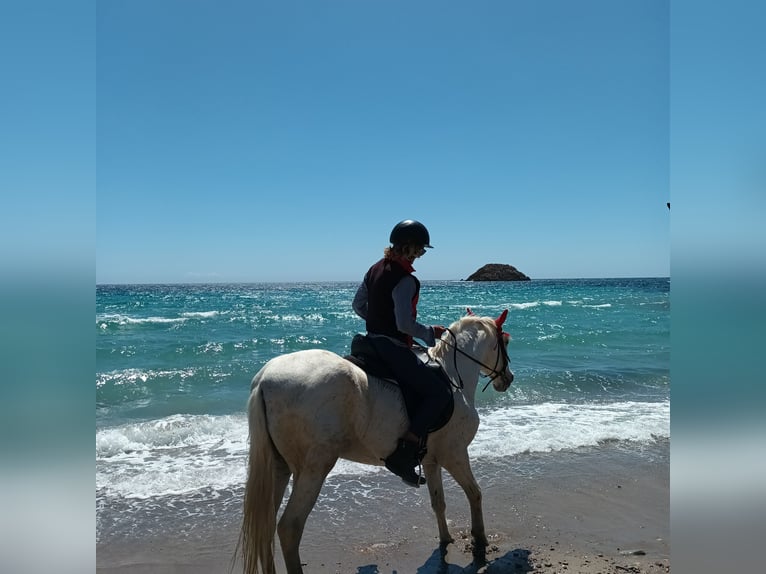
[96, 276, 671, 287]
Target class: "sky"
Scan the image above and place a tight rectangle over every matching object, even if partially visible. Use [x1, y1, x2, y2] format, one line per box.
[95, 0, 670, 283]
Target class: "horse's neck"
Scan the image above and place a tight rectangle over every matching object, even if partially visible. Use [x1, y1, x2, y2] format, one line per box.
[436, 332, 484, 408]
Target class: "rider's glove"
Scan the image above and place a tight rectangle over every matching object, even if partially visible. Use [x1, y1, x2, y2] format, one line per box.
[433, 325, 447, 340]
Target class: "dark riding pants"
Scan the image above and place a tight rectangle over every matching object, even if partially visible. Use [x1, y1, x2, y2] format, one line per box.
[368, 336, 452, 440]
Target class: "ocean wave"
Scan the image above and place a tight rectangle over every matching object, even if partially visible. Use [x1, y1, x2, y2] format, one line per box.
[96, 368, 196, 388]
[506, 300, 615, 311]
[96, 400, 669, 499]
[97, 314, 188, 328]
[510, 302, 539, 310]
[277, 313, 328, 322]
[537, 333, 561, 341]
[97, 414, 248, 499]
[181, 310, 220, 319]
[196, 341, 223, 354]
[470, 400, 669, 458]
[508, 300, 563, 310]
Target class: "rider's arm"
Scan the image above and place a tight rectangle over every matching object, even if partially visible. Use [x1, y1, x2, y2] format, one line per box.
[352, 281, 368, 319]
[392, 276, 436, 346]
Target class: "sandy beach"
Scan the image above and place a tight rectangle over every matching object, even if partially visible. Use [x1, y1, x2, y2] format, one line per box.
[97, 441, 669, 574]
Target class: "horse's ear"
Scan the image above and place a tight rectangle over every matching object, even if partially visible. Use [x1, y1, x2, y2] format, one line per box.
[466, 307, 475, 316]
[495, 309, 509, 328]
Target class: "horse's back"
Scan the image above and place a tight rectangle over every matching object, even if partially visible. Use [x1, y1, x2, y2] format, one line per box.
[251, 349, 408, 465]
[252, 349, 361, 416]
[252, 349, 354, 390]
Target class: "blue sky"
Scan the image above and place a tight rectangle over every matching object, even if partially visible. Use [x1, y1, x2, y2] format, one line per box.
[96, 0, 670, 283]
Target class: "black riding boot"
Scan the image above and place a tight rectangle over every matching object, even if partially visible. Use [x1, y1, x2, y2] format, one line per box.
[384, 438, 426, 488]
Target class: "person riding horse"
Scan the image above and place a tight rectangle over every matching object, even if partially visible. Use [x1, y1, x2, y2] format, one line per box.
[352, 219, 450, 487]
[241, 305, 513, 573]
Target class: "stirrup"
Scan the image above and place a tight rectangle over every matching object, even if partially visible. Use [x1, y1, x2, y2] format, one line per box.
[383, 439, 427, 487]
[386, 462, 426, 487]
[414, 460, 426, 486]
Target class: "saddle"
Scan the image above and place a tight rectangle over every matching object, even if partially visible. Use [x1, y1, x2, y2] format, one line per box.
[344, 334, 454, 433]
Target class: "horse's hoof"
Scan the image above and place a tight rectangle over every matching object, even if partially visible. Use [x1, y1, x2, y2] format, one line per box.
[471, 541, 488, 561]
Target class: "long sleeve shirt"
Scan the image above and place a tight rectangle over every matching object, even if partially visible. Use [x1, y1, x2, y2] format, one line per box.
[353, 275, 436, 347]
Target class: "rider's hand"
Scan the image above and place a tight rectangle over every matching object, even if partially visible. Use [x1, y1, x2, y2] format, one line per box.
[433, 325, 447, 340]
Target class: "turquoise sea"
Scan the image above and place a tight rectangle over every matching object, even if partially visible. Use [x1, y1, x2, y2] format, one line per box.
[96, 278, 669, 543]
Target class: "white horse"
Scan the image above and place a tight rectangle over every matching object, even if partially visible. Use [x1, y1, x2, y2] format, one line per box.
[240, 310, 514, 574]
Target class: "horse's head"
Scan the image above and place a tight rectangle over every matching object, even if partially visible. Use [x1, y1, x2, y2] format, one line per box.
[487, 309, 514, 391]
[463, 308, 514, 391]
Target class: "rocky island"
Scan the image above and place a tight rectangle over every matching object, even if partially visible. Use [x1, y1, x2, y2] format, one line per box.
[465, 263, 530, 281]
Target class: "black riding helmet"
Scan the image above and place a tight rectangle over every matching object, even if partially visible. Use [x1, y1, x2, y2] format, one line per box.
[389, 220, 433, 248]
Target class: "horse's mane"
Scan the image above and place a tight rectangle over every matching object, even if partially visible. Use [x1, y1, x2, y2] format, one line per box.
[428, 315, 496, 362]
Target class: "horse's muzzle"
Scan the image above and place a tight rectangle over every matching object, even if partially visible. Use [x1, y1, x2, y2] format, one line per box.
[495, 370, 513, 391]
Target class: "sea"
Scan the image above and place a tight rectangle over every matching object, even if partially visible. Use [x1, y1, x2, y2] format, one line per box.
[96, 278, 669, 547]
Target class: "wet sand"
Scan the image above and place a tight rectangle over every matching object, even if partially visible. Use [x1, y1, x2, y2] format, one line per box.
[97, 443, 669, 573]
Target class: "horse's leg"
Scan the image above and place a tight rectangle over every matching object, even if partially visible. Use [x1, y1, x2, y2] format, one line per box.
[443, 451, 489, 550]
[277, 459, 336, 574]
[274, 455, 291, 515]
[423, 460, 454, 545]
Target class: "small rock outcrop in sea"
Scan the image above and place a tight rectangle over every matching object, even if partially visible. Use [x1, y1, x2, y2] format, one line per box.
[465, 264, 531, 281]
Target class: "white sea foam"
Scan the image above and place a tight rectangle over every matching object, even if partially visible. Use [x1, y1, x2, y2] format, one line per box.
[96, 368, 196, 388]
[197, 341, 223, 354]
[97, 414, 249, 499]
[97, 313, 188, 327]
[537, 333, 561, 341]
[181, 310, 219, 318]
[470, 401, 669, 458]
[277, 313, 328, 322]
[510, 302, 539, 310]
[96, 400, 669, 500]
[500, 300, 568, 311]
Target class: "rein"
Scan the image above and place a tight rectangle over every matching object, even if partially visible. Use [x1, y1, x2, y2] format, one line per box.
[435, 326, 510, 392]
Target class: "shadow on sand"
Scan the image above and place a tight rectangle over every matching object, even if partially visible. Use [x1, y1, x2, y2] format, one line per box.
[355, 546, 533, 574]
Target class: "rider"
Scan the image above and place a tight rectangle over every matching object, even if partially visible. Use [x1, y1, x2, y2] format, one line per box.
[352, 219, 450, 487]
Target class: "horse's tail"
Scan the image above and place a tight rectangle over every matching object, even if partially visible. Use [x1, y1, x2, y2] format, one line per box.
[239, 378, 278, 574]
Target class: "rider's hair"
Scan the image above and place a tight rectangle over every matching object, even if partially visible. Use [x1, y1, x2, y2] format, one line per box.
[384, 244, 422, 260]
